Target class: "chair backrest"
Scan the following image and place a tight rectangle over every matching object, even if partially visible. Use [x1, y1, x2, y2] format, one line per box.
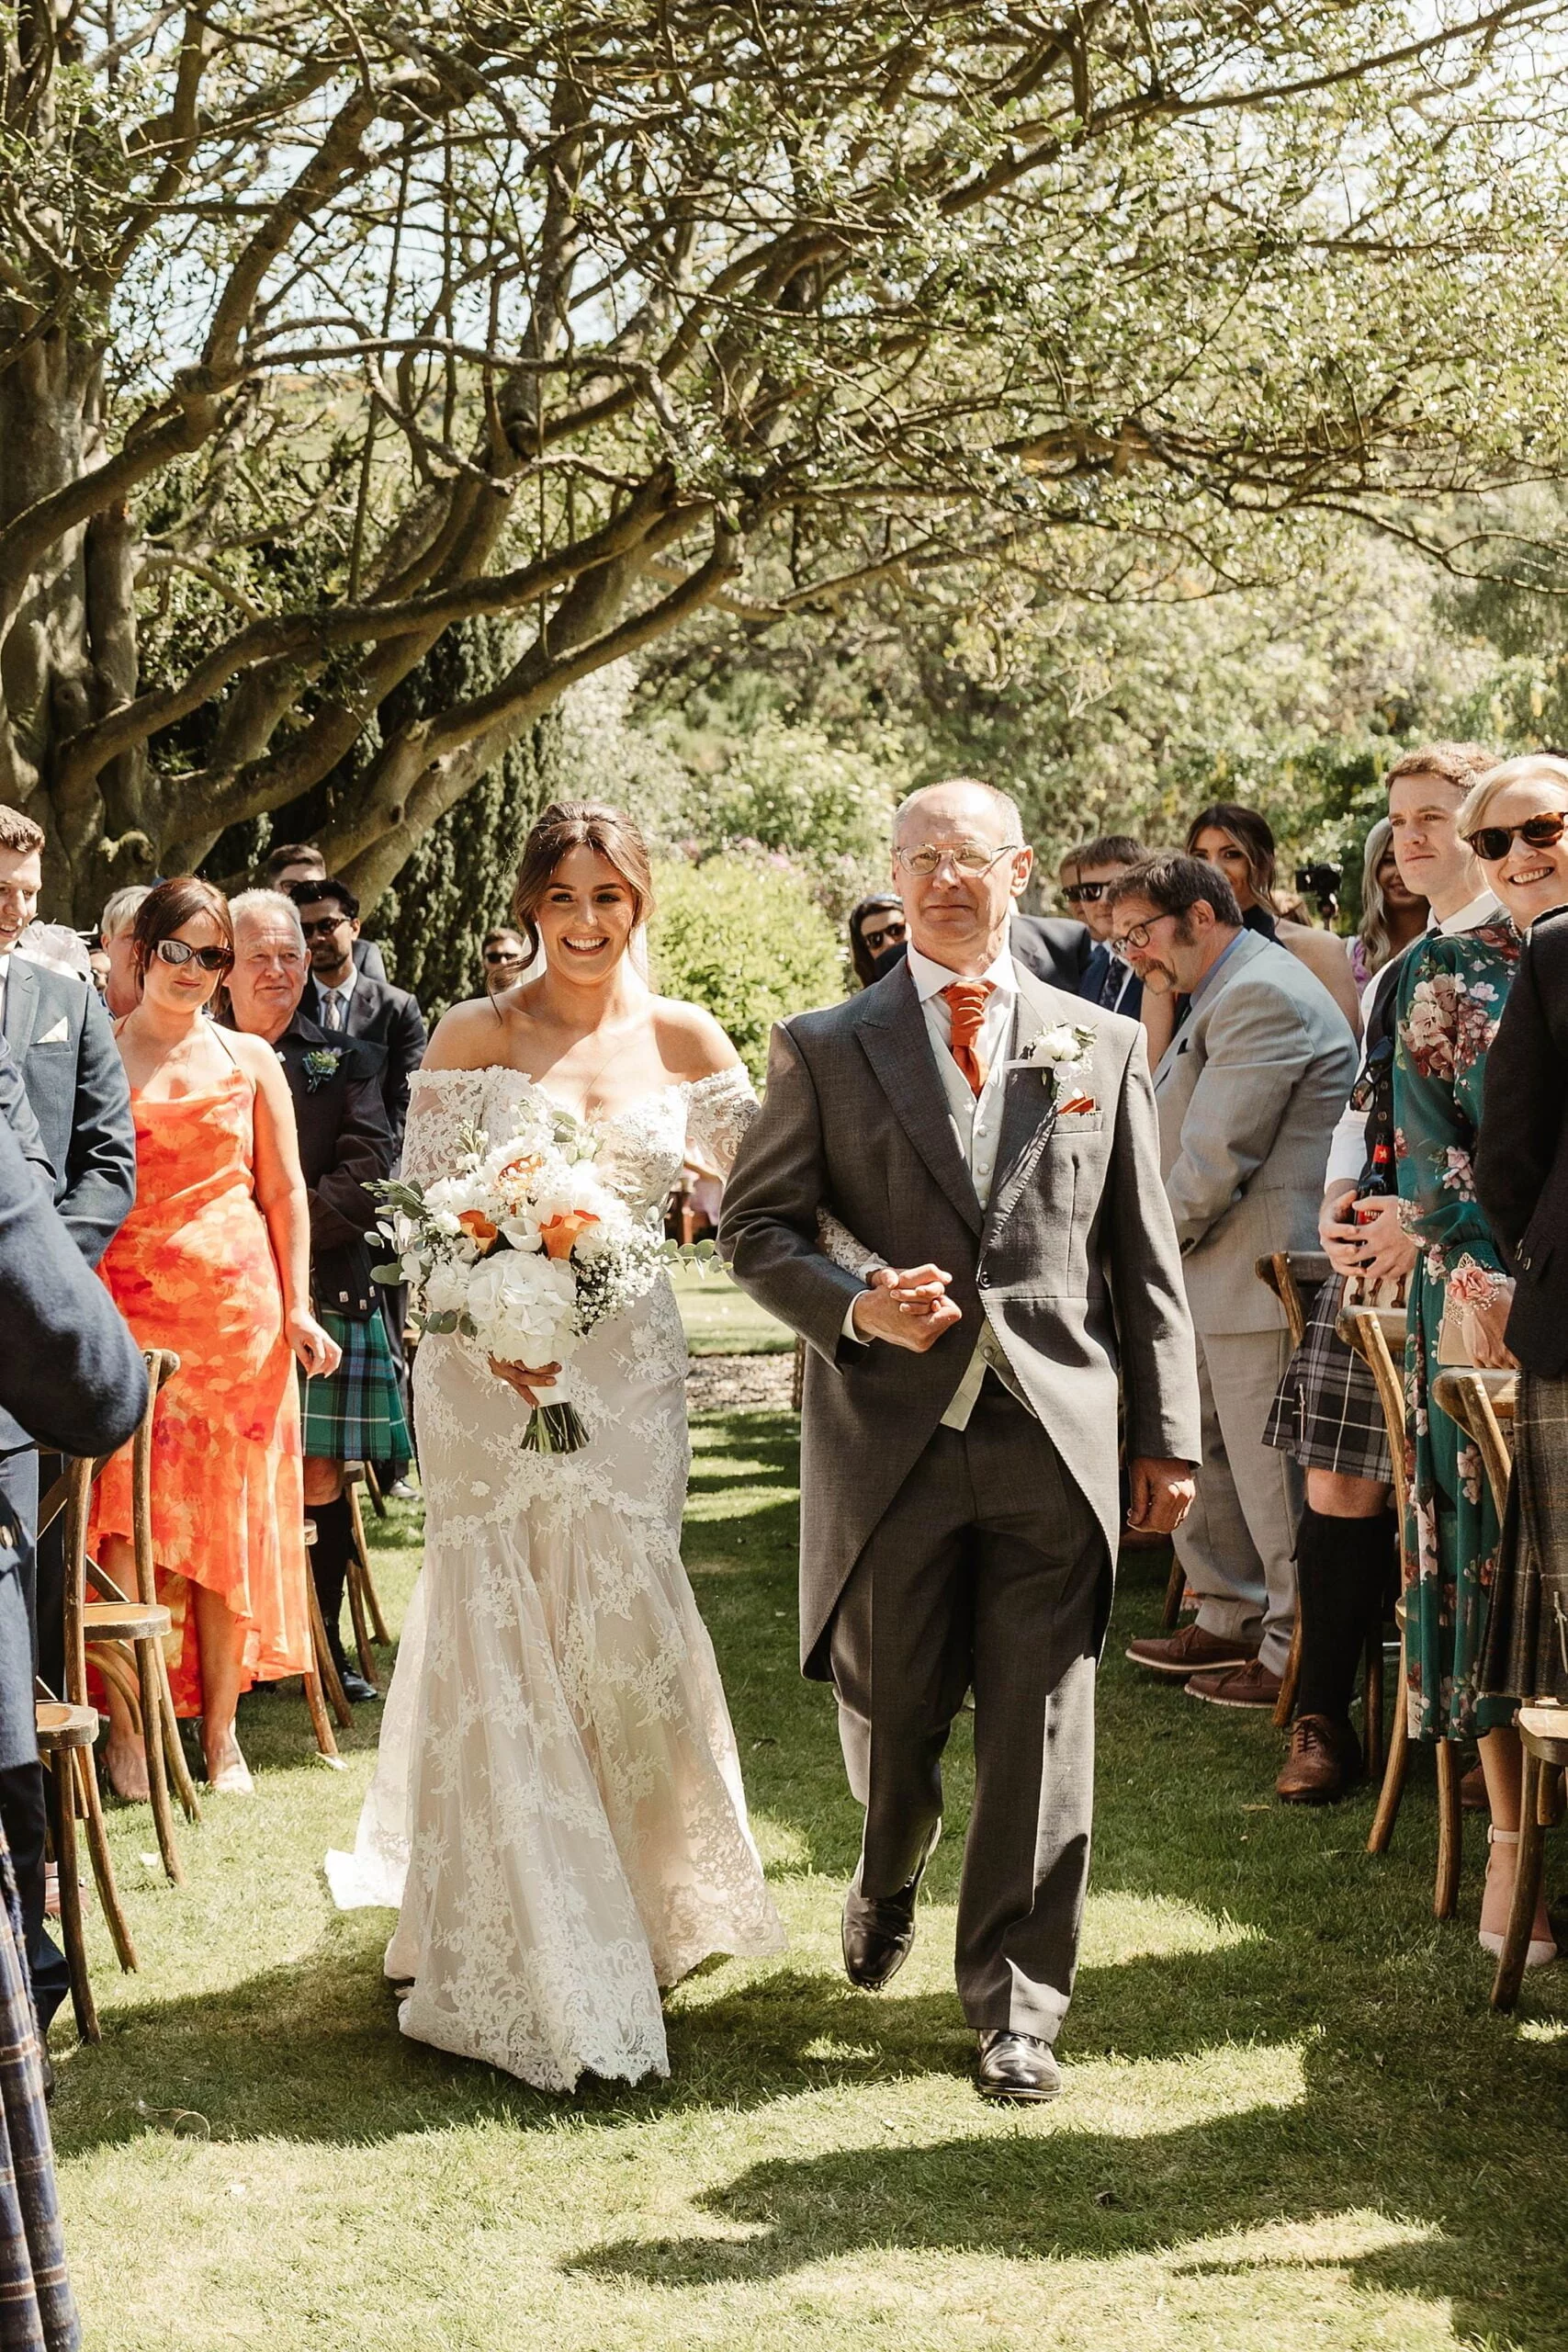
[1432, 1371, 1514, 1520]
[1341, 1305, 1411, 1524]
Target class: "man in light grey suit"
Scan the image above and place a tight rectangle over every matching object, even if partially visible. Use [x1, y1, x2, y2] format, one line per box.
[720, 780, 1201, 2103]
[1110, 855, 1359, 1708]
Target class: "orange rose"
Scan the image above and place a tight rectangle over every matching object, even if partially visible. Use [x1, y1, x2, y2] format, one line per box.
[537, 1210, 599, 1261]
[457, 1209, 500, 1252]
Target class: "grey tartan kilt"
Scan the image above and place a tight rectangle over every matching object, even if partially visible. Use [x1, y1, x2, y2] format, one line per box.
[1262, 1269, 1392, 1482]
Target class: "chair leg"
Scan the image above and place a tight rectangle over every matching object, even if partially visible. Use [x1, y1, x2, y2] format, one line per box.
[344, 1565, 378, 1690]
[1368, 1655, 1410, 1855]
[50, 1759, 97, 2045]
[308, 1577, 353, 1730]
[155, 1646, 203, 1826]
[1162, 1553, 1186, 1632]
[1435, 1739, 1462, 1920]
[1492, 1749, 1547, 2012]
[76, 1750, 137, 1973]
[1362, 1628, 1385, 1782]
[1272, 1617, 1302, 1728]
[362, 1460, 387, 1520]
[302, 1671, 341, 1762]
[345, 1481, 389, 1646]
[133, 1638, 183, 1885]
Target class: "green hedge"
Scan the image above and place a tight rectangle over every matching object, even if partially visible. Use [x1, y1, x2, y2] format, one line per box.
[649, 854, 843, 1085]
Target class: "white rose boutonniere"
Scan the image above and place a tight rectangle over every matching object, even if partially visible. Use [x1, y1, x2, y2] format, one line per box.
[1010, 1022, 1097, 1113]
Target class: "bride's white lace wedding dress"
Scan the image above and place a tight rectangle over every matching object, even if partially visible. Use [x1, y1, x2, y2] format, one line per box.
[325, 1062, 784, 2091]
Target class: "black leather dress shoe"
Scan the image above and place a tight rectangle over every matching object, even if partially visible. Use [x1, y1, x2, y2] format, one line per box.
[841, 1824, 940, 1990]
[975, 2030, 1061, 2102]
[339, 1669, 378, 1705]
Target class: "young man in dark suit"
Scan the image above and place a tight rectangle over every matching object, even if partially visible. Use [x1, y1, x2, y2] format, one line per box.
[264, 842, 389, 981]
[288, 878, 426, 1150]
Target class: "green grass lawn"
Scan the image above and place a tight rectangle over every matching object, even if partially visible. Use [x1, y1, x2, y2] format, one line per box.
[49, 1419, 1568, 2352]
[673, 1261, 795, 1355]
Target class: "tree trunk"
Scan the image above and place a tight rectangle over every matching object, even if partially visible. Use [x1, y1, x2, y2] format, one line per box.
[0, 330, 156, 920]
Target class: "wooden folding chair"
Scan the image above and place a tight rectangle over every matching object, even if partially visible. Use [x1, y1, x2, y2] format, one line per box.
[35, 1700, 107, 2044]
[1490, 1703, 1568, 2011]
[342, 1464, 389, 1681]
[1350, 1305, 1464, 1917]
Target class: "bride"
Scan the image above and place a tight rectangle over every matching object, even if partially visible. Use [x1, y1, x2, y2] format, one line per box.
[327, 801, 785, 2090]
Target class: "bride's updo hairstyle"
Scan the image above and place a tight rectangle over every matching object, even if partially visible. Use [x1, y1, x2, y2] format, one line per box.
[511, 800, 655, 959]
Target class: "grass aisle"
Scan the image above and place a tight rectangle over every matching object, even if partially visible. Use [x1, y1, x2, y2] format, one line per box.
[51, 1410, 1568, 2352]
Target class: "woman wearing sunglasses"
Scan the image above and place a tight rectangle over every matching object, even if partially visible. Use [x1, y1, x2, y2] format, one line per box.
[89, 878, 340, 1796]
[848, 893, 908, 989]
[1392, 761, 1562, 1965]
[1464, 755, 1568, 1967]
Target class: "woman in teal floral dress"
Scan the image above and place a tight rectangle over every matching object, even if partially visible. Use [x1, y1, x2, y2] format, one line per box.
[1394, 912, 1520, 1755]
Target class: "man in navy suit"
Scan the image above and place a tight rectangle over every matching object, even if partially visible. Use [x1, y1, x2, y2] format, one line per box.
[0, 1105, 146, 2031]
[0, 809, 138, 1999]
[288, 878, 425, 1151]
[0, 810, 136, 1261]
[1059, 834, 1149, 1017]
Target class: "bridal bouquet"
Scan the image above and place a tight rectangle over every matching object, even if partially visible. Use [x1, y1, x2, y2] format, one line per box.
[371, 1102, 670, 1453]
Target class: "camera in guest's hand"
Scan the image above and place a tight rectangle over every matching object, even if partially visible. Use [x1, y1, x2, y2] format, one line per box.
[1294, 861, 1341, 922]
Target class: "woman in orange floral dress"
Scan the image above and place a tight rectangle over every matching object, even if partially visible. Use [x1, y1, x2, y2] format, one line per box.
[90, 879, 340, 1794]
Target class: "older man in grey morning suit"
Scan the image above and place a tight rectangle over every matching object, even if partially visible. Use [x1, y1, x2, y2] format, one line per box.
[1111, 854, 1359, 1710]
[720, 779, 1201, 2105]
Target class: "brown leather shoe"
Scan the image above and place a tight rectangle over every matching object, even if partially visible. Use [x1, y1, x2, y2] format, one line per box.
[1186, 1657, 1283, 1708]
[1276, 1713, 1362, 1803]
[1125, 1622, 1261, 1678]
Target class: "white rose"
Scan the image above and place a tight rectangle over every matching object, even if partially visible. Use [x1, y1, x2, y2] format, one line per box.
[467, 1253, 579, 1365]
[1038, 1023, 1086, 1063]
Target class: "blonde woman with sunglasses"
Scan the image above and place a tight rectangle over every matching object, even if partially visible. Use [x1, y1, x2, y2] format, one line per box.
[1391, 763, 1562, 1965]
[90, 877, 339, 1797]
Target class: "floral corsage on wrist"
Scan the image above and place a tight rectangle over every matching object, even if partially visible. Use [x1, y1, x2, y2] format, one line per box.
[1010, 1022, 1098, 1114]
[1446, 1255, 1509, 1312]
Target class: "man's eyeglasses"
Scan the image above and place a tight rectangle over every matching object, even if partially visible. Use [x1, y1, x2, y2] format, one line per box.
[299, 914, 351, 939]
[1462, 810, 1568, 864]
[1062, 880, 1106, 906]
[860, 918, 907, 953]
[896, 840, 1023, 878]
[153, 938, 232, 973]
[1107, 910, 1179, 958]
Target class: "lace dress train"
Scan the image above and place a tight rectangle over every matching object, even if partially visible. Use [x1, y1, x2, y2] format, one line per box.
[326, 1066, 784, 2090]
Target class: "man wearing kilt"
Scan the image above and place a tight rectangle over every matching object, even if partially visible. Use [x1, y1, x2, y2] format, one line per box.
[1263, 743, 1500, 1801]
[225, 893, 409, 1703]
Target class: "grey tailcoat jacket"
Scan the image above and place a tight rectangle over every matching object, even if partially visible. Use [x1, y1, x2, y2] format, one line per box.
[1150, 932, 1359, 1337]
[719, 955, 1201, 1677]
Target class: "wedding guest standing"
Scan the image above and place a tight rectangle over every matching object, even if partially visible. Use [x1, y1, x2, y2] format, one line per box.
[1348, 818, 1428, 989]
[848, 896, 908, 989]
[481, 927, 530, 996]
[288, 879, 425, 1151]
[90, 881, 340, 1794]
[1058, 835, 1148, 1014]
[1185, 804, 1363, 1035]
[1112, 855, 1358, 1709]
[1391, 767, 1558, 1961]
[264, 842, 388, 980]
[225, 891, 405, 1703]
[97, 885, 151, 1018]
[1265, 744, 1496, 1802]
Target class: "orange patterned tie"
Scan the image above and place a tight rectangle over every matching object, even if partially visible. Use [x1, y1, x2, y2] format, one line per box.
[940, 979, 993, 1098]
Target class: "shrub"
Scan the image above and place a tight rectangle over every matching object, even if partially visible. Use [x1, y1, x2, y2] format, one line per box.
[649, 854, 844, 1085]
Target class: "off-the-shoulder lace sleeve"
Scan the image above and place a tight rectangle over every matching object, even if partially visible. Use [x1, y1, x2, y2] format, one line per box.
[400, 1067, 490, 1185]
[684, 1068, 884, 1274]
[683, 1068, 760, 1176]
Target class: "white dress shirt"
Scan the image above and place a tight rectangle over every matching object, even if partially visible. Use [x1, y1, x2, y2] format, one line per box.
[843, 933, 1029, 1430]
[1324, 890, 1503, 1190]
[313, 960, 360, 1031]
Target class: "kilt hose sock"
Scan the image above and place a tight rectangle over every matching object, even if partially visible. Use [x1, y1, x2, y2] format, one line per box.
[305, 1498, 354, 1677]
[1292, 1507, 1398, 1726]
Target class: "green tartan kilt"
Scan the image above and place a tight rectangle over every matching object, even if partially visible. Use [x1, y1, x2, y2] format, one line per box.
[299, 1306, 412, 1463]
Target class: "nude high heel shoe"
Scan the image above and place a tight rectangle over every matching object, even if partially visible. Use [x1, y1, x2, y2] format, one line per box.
[1479, 1826, 1559, 1969]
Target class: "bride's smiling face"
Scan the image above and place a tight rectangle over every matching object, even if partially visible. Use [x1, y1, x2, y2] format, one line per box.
[536, 845, 640, 980]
